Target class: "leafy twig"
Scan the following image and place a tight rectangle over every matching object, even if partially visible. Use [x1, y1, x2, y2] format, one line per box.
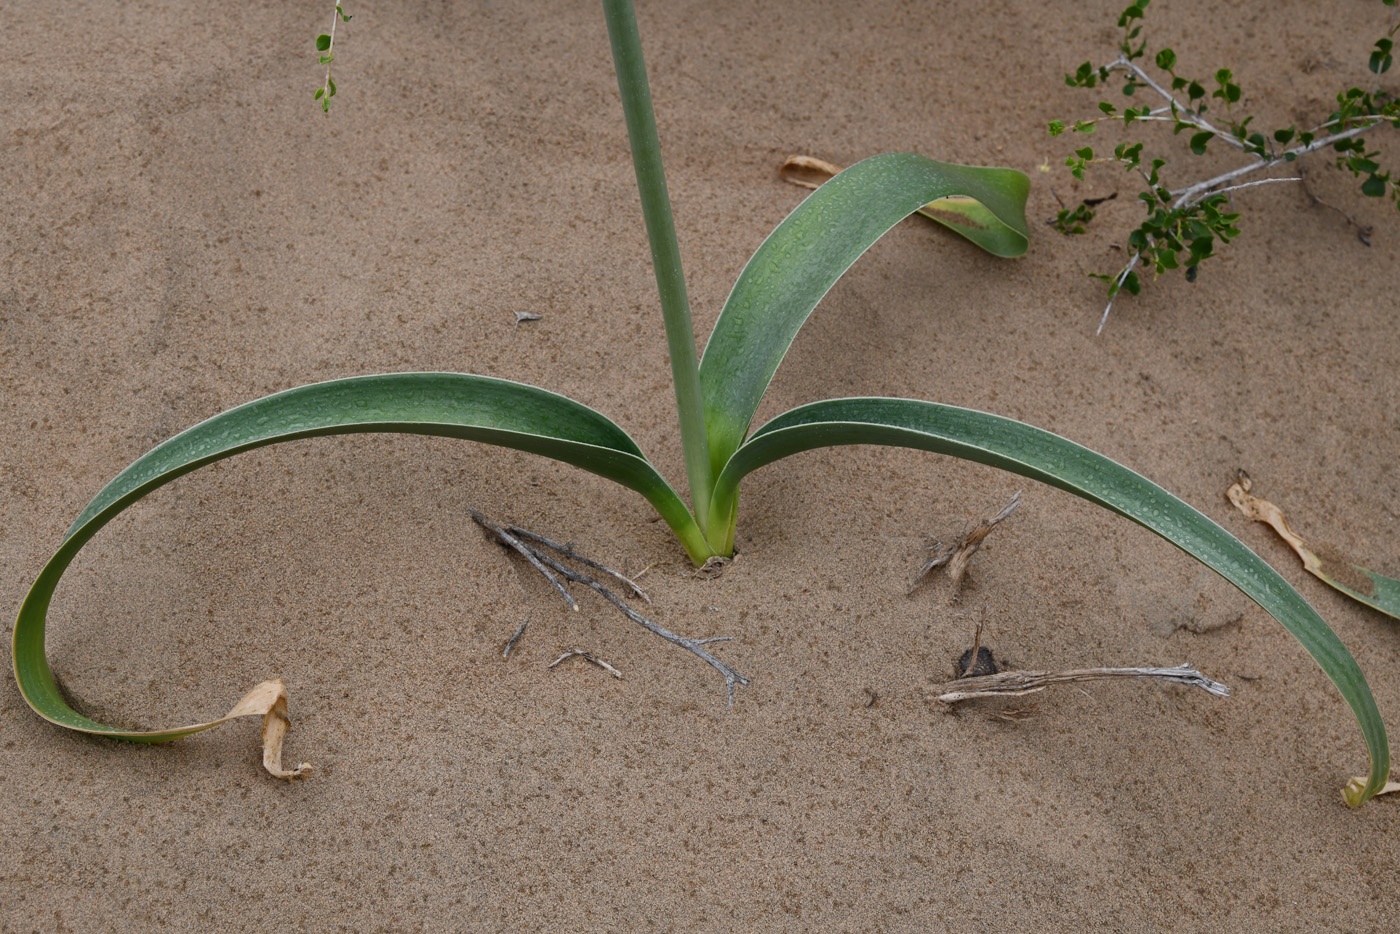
[314, 2, 352, 112]
[1053, 0, 1400, 330]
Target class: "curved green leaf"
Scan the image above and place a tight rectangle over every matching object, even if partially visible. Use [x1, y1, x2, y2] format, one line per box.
[14, 372, 708, 743]
[709, 397, 1389, 805]
[698, 153, 1030, 481]
[1334, 568, 1400, 621]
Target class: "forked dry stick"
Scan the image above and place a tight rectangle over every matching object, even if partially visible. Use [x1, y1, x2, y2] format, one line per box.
[910, 491, 1023, 594]
[548, 648, 624, 679]
[524, 544, 749, 705]
[473, 512, 749, 704]
[471, 510, 577, 610]
[932, 663, 1229, 704]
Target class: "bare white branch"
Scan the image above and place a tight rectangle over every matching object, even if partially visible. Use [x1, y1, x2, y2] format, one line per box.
[1171, 122, 1384, 209]
[476, 512, 748, 704]
[1097, 250, 1144, 336]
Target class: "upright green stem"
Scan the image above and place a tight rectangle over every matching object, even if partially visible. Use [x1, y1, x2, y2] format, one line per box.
[602, 0, 714, 538]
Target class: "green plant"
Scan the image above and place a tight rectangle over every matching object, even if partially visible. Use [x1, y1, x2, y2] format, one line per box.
[313, 3, 352, 112]
[12, 0, 1391, 805]
[1053, 0, 1400, 331]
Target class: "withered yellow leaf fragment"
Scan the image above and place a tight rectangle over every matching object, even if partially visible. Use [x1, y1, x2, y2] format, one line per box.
[217, 680, 313, 780]
[1227, 472, 1400, 621]
[1344, 775, 1400, 807]
[778, 154, 843, 190]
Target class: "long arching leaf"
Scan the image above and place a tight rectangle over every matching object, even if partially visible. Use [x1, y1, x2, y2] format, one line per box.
[709, 397, 1389, 806]
[14, 372, 707, 750]
[698, 153, 1030, 480]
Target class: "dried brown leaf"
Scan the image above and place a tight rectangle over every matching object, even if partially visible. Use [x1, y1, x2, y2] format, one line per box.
[910, 491, 1022, 594]
[1228, 472, 1399, 619]
[778, 154, 843, 189]
[218, 680, 313, 781]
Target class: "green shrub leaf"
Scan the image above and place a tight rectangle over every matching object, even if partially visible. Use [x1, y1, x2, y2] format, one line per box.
[1361, 174, 1387, 197]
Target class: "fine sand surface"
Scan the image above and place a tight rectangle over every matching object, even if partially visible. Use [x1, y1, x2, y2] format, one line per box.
[3, 1, 1399, 930]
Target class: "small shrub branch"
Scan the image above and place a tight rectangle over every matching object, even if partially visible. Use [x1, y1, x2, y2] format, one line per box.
[313, 3, 351, 112]
[1053, 0, 1400, 331]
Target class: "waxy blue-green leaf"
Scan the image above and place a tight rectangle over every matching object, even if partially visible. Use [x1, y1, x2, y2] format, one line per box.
[13, 372, 707, 743]
[708, 397, 1389, 805]
[698, 153, 1030, 483]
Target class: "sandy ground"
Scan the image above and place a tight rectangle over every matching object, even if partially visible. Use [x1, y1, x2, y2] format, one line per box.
[3, 0, 1399, 930]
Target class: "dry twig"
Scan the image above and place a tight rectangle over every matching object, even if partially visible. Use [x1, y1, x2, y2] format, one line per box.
[932, 663, 1229, 704]
[474, 512, 749, 704]
[963, 616, 985, 678]
[989, 704, 1039, 722]
[471, 510, 577, 610]
[958, 606, 996, 678]
[502, 619, 530, 658]
[548, 648, 623, 679]
[507, 525, 650, 602]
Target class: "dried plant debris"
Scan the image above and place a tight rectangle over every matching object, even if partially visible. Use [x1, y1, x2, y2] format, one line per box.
[956, 607, 998, 677]
[988, 704, 1039, 723]
[958, 645, 999, 678]
[910, 490, 1022, 594]
[1343, 776, 1400, 806]
[206, 680, 312, 781]
[505, 525, 651, 603]
[778, 154, 846, 190]
[472, 511, 748, 704]
[1227, 471, 1400, 620]
[77, 679, 313, 781]
[931, 663, 1229, 705]
[695, 555, 731, 577]
[503, 618, 530, 658]
[548, 648, 624, 680]
[513, 311, 542, 324]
